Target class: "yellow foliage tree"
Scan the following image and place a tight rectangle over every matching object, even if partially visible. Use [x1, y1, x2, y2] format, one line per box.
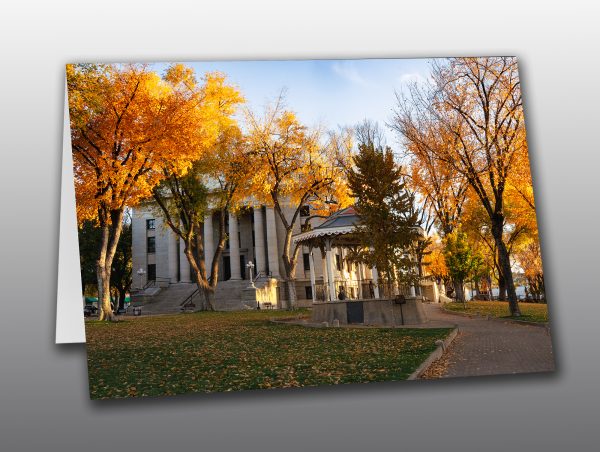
[245, 96, 351, 308]
[394, 57, 529, 316]
[67, 63, 242, 320]
[152, 122, 250, 311]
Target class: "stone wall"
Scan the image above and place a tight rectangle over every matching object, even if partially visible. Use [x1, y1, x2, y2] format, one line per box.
[312, 297, 428, 327]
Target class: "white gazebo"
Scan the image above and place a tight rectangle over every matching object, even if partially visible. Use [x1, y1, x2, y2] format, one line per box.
[292, 207, 427, 326]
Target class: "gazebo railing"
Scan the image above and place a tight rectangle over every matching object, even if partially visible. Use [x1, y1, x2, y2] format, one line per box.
[314, 283, 329, 302]
[314, 280, 413, 302]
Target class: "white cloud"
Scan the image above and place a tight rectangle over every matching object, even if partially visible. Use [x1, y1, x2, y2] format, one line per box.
[331, 61, 371, 87]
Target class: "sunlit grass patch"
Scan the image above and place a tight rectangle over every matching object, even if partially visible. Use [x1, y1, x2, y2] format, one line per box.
[444, 301, 548, 323]
[85, 309, 451, 399]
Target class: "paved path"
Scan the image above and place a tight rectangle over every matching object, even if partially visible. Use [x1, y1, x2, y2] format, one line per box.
[421, 304, 555, 378]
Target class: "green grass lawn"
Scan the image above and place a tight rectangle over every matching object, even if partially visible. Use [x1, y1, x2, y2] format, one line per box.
[85, 309, 451, 399]
[444, 301, 549, 323]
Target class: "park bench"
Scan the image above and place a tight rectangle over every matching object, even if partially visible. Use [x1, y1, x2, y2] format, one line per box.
[262, 302, 273, 310]
[128, 302, 143, 316]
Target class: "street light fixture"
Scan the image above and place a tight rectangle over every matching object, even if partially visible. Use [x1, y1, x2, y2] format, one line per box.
[136, 268, 146, 290]
[246, 261, 256, 288]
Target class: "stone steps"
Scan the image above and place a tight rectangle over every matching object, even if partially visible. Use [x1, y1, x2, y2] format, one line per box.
[131, 283, 197, 314]
[130, 278, 280, 313]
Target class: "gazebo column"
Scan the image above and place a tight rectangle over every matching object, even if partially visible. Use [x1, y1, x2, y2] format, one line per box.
[356, 261, 363, 299]
[372, 265, 380, 299]
[325, 238, 336, 301]
[228, 211, 242, 280]
[320, 248, 328, 300]
[308, 246, 316, 302]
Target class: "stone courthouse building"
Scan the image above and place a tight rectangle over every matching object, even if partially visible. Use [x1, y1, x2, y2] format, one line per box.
[132, 201, 336, 309]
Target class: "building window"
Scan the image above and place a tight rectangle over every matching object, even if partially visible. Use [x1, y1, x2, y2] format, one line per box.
[303, 253, 311, 271]
[305, 286, 313, 300]
[300, 205, 310, 217]
[147, 236, 156, 254]
[335, 254, 342, 271]
[146, 219, 155, 230]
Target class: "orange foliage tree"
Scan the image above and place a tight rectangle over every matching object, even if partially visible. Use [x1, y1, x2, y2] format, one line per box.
[67, 63, 241, 320]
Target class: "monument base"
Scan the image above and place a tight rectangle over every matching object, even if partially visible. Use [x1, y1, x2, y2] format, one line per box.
[311, 297, 428, 327]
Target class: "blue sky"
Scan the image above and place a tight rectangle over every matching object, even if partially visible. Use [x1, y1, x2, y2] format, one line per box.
[152, 58, 433, 147]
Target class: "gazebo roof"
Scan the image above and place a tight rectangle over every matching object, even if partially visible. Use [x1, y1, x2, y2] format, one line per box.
[292, 206, 361, 246]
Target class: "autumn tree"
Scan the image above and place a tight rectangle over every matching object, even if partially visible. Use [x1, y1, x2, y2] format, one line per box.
[394, 57, 527, 316]
[67, 63, 240, 320]
[152, 123, 249, 311]
[393, 92, 468, 237]
[514, 239, 545, 301]
[460, 185, 533, 300]
[393, 82, 469, 299]
[245, 97, 351, 308]
[346, 139, 422, 289]
[422, 236, 451, 295]
[443, 229, 483, 304]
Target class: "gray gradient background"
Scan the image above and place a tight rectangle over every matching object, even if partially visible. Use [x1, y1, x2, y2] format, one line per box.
[1, 1, 598, 450]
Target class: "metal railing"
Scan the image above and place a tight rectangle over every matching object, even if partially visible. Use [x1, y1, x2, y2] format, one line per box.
[314, 280, 411, 302]
[180, 288, 200, 310]
[254, 271, 273, 283]
[142, 276, 171, 290]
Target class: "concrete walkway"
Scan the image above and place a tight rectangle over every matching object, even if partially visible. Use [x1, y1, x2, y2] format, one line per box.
[421, 304, 555, 379]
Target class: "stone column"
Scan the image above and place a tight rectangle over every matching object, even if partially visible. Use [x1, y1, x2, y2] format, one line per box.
[167, 229, 178, 283]
[203, 213, 214, 278]
[179, 237, 191, 283]
[409, 285, 416, 297]
[253, 206, 267, 275]
[372, 265, 380, 299]
[325, 238, 336, 301]
[228, 211, 242, 280]
[308, 247, 316, 302]
[265, 207, 280, 278]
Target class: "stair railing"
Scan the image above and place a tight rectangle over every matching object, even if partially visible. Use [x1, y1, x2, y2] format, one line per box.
[143, 276, 171, 290]
[180, 288, 200, 310]
[254, 271, 273, 283]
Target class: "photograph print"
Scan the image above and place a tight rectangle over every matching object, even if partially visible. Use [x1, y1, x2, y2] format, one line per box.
[66, 57, 554, 399]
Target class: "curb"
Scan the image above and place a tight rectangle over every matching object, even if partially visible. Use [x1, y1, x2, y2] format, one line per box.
[407, 327, 459, 380]
[440, 306, 549, 329]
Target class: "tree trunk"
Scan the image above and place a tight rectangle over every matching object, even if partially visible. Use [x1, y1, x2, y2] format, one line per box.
[96, 208, 124, 321]
[454, 279, 465, 304]
[498, 273, 506, 301]
[199, 286, 215, 311]
[281, 229, 300, 310]
[491, 218, 520, 316]
[285, 279, 297, 310]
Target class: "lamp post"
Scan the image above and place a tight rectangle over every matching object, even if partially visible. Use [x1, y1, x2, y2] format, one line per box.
[246, 261, 256, 288]
[137, 268, 146, 290]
